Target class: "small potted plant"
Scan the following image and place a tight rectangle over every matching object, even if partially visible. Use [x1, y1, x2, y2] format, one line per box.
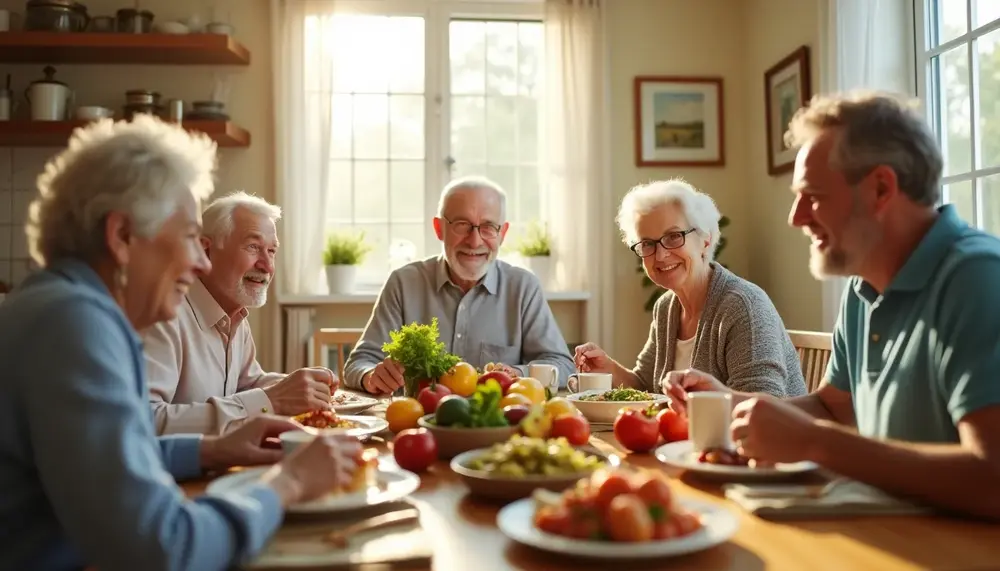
[516, 221, 553, 289]
[322, 230, 372, 294]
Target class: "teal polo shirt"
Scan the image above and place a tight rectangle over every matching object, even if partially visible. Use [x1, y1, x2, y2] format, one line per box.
[827, 204, 1000, 442]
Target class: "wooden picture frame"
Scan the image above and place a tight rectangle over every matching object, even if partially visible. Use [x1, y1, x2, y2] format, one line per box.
[633, 76, 725, 167]
[764, 45, 812, 175]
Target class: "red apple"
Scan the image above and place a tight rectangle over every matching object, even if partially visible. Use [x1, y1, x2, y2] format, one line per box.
[478, 370, 514, 394]
[417, 383, 452, 414]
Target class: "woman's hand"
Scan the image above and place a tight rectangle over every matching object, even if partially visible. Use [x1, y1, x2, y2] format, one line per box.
[573, 342, 614, 374]
[661, 369, 728, 416]
[263, 434, 362, 506]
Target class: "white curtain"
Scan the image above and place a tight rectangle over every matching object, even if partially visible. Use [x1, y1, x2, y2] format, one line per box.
[817, 0, 913, 330]
[271, 0, 335, 295]
[542, 0, 613, 349]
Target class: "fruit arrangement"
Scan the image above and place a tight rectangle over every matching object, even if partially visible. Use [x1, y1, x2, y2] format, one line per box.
[532, 467, 702, 542]
[612, 405, 690, 453]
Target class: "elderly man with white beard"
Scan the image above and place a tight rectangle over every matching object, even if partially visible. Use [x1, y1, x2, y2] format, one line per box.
[344, 176, 574, 395]
[144, 191, 337, 435]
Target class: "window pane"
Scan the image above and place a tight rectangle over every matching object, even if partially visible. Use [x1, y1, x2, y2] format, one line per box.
[451, 95, 487, 164]
[933, 0, 967, 47]
[353, 223, 390, 286]
[453, 162, 485, 180]
[518, 165, 541, 222]
[518, 23, 543, 97]
[389, 161, 425, 223]
[982, 175, 1000, 234]
[451, 21, 486, 95]
[327, 160, 353, 222]
[388, 17, 425, 93]
[975, 0, 1000, 29]
[934, 45, 972, 176]
[946, 180, 975, 224]
[390, 223, 427, 267]
[486, 96, 517, 163]
[389, 95, 425, 159]
[517, 96, 539, 162]
[486, 22, 518, 96]
[331, 94, 353, 159]
[331, 16, 390, 93]
[979, 28, 1000, 169]
[486, 164, 516, 211]
[354, 160, 389, 222]
[353, 94, 389, 159]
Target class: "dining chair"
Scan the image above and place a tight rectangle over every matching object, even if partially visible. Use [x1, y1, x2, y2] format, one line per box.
[787, 329, 833, 393]
[310, 327, 364, 381]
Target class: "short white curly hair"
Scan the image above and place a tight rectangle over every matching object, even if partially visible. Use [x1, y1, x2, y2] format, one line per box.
[26, 115, 217, 267]
[616, 178, 722, 262]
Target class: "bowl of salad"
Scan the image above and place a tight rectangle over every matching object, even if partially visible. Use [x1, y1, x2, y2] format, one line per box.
[416, 380, 517, 458]
[450, 435, 620, 500]
[566, 386, 669, 424]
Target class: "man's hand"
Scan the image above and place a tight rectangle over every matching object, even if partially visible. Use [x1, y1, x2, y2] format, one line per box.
[362, 358, 405, 395]
[730, 397, 820, 463]
[661, 369, 728, 416]
[263, 367, 337, 415]
[200, 416, 300, 471]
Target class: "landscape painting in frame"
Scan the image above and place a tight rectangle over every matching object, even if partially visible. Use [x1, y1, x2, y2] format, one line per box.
[764, 45, 812, 175]
[633, 76, 724, 167]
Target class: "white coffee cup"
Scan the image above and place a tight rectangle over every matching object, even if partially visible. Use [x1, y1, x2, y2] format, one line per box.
[568, 372, 612, 393]
[528, 363, 559, 392]
[687, 392, 733, 452]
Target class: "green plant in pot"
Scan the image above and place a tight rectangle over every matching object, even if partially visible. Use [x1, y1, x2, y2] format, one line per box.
[323, 230, 372, 294]
[637, 215, 730, 312]
[382, 318, 460, 397]
[516, 221, 554, 289]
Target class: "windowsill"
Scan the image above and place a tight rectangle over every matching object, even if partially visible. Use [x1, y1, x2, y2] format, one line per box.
[279, 290, 592, 305]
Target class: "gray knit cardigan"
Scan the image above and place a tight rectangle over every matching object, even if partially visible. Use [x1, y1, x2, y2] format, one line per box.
[633, 263, 807, 398]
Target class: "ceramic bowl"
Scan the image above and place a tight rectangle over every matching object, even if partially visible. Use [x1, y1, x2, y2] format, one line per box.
[450, 445, 621, 501]
[565, 390, 670, 424]
[416, 415, 517, 459]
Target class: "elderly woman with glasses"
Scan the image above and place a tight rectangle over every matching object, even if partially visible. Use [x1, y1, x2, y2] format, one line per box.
[573, 179, 806, 410]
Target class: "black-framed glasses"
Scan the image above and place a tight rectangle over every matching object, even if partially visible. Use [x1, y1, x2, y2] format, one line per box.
[630, 228, 697, 257]
[443, 217, 502, 239]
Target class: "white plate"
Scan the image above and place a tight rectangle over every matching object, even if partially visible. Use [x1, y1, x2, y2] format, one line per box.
[339, 415, 389, 439]
[497, 497, 738, 559]
[565, 389, 669, 423]
[655, 440, 818, 479]
[206, 459, 420, 514]
[331, 392, 380, 414]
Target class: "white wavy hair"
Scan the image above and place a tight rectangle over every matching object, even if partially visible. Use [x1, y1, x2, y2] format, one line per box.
[201, 191, 282, 245]
[437, 175, 507, 221]
[616, 178, 723, 262]
[27, 115, 217, 267]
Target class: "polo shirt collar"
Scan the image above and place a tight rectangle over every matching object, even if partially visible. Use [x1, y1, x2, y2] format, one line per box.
[884, 204, 967, 293]
[187, 277, 248, 331]
[434, 254, 499, 294]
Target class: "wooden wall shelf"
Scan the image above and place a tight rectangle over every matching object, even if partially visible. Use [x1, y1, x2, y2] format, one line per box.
[0, 120, 251, 148]
[0, 32, 250, 65]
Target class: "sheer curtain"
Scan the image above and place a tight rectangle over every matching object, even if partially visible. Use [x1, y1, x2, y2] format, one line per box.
[271, 0, 335, 296]
[817, 0, 913, 330]
[542, 0, 613, 349]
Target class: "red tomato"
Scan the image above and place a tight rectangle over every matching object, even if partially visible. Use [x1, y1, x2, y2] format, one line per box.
[613, 407, 660, 453]
[656, 408, 689, 443]
[634, 473, 674, 520]
[606, 493, 654, 542]
[392, 428, 437, 472]
[417, 383, 452, 414]
[549, 414, 591, 446]
[535, 506, 572, 535]
[595, 472, 634, 513]
[478, 370, 515, 394]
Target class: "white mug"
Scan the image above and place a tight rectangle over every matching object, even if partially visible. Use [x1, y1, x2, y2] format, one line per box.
[687, 392, 733, 452]
[567, 372, 612, 393]
[528, 363, 559, 392]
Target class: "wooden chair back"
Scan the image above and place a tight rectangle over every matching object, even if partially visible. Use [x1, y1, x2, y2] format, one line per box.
[787, 329, 833, 393]
[311, 328, 364, 381]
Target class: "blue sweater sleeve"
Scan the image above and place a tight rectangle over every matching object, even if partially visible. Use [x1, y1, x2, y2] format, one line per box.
[23, 298, 282, 571]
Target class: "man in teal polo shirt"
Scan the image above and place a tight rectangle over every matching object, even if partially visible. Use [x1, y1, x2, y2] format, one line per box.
[667, 92, 1000, 520]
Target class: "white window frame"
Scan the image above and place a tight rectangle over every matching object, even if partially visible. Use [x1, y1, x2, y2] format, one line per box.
[914, 0, 1000, 227]
[318, 0, 544, 287]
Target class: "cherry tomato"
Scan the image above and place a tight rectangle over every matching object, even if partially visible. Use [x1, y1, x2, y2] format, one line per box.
[392, 428, 437, 472]
[613, 407, 660, 453]
[417, 383, 451, 414]
[549, 414, 591, 446]
[656, 408, 689, 443]
[634, 473, 674, 520]
[653, 518, 679, 540]
[595, 472, 634, 513]
[675, 511, 702, 536]
[534, 506, 572, 535]
[606, 493, 654, 542]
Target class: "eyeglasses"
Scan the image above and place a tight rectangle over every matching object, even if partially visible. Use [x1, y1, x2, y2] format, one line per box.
[443, 217, 502, 239]
[630, 229, 697, 257]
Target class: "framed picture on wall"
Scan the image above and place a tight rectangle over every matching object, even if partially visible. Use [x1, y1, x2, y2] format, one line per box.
[764, 45, 812, 175]
[633, 76, 725, 167]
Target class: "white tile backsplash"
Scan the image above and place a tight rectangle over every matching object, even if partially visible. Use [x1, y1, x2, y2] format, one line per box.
[11, 148, 57, 189]
[0, 190, 11, 224]
[0, 149, 50, 287]
[0, 262, 10, 290]
[0, 226, 10, 259]
[11, 226, 25, 259]
[12, 189, 34, 225]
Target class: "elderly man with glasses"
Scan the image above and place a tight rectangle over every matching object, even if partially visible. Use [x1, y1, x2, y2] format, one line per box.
[343, 176, 575, 395]
[573, 178, 806, 403]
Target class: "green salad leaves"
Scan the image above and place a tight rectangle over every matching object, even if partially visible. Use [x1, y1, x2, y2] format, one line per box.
[382, 318, 460, 395]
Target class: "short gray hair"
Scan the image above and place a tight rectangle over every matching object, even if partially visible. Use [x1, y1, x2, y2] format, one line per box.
[201, 191, 282, 244]
[27, 115, 217, 267]
[785, 91, 942, 205]
[437, 175, 507, 221]
[616, 179, 722, 262]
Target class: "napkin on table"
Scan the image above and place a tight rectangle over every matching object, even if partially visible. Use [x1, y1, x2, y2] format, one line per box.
[723, 479, 931, 520]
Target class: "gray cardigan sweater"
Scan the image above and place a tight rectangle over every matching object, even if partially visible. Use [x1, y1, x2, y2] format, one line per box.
[634, 263, 807, 398]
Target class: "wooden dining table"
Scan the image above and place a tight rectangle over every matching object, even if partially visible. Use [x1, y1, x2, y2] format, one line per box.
[181, 404, 1000, 571]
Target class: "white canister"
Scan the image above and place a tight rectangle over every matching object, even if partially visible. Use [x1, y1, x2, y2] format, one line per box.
[26, 66, 73, 121]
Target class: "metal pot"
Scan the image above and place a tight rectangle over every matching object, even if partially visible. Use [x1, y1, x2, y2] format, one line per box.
[24, 0, 89, 32]
[25, 66, 73, 121]
[116, 8, 153, 33]
[125, 89, 160, 106]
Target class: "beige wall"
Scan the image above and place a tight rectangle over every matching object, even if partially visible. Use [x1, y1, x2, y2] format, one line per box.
[0, 0, 829, 371]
